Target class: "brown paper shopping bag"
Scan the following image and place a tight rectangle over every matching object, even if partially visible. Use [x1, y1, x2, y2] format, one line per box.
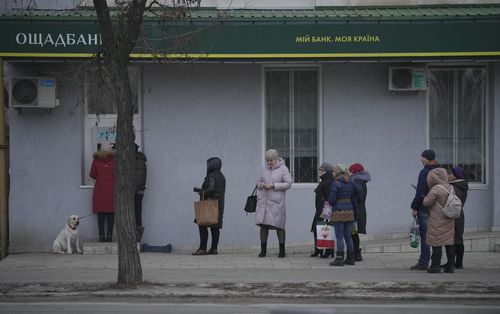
[194, 196, 219, 226]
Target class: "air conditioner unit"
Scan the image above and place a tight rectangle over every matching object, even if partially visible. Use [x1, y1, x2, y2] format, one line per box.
[388, 67, 427, 91]
[9, 77, 57, 108]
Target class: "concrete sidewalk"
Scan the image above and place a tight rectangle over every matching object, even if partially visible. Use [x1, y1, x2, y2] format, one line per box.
[1, 245, 500, 301]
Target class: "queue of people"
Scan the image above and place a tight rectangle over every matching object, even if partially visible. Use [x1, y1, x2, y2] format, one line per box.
[411, 149, 468, 274]
[310, 161, 371, 266]
[252, 149, 373, 266]
[89, 140, 147, 243]
[90, 144, 467, 273]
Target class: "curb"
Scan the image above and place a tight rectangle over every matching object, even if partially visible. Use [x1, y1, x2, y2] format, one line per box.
[2, 281, 500, 301]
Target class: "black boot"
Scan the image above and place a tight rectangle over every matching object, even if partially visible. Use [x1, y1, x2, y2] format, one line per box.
[429, 246, 443, 273]
[259, 243, 267, 257]
[106, 230, 113, 242]
[444, 245, 455, 273]
[354, 249, 363, 262]
[136, 225, 145, 242]
[320, 249, 334, 258]
[105, 213, 114, 242]
[345, 251, 355, 265]
[330, 252, 344, 266]
[352, 233, 361, 261]
[98, 214, 105, 242]
[278, 243, 286, 258]
[455, 244, 464, 269]
[310, 248, 322, 257]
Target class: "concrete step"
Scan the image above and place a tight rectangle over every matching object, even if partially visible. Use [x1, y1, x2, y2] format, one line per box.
[82, 231, 500, 255]
[360, 231, 500, 254]
[286, 231, 500, 255]
[83, 242, 140, 255]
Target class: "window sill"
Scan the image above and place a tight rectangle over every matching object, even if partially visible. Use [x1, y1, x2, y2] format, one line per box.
[291, 183, 318, 189]
[469, 183, 489, 190]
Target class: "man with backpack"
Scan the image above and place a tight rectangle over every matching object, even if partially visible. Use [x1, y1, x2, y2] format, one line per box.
[410, 149, 442, 271]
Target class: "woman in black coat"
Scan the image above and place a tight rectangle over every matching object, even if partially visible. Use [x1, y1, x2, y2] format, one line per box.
[349, 163, 371, 262]
[311, 163, 334, 258]
[134, 144, 147, 242]
[192, 157, 226, 256]
[447, 166, 469, 269]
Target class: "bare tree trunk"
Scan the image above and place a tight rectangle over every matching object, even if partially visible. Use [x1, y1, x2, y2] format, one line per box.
[93, 0, 146, 286]
[113, 62, 142, 285]
[92, 0, 200, 285]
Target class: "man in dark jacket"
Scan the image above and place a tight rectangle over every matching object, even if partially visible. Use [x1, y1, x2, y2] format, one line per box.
[410, 149, 442, 271]
[135, 144, 147, 242]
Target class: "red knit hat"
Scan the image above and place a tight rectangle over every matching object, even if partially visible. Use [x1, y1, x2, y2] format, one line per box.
[349, 163, 364, 173]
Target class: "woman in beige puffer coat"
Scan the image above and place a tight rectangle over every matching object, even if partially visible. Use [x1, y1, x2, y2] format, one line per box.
[423, 167, 455, 273]
[255, 149, 292, 258]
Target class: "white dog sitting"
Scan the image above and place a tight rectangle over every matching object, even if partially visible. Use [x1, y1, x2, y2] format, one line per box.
[52, 215, 82, 254]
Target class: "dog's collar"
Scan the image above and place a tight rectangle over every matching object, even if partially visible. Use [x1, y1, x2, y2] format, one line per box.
[68, 223, 77, 230]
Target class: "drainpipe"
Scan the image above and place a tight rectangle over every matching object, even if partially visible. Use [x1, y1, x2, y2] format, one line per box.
[0, 58, 8, 259]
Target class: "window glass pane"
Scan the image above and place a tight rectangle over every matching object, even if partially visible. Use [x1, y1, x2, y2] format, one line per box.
[457, 69, 485, 183]
[266, 71, 291, 165]
[86, 68, 139, 115]
[429, 70, 454, 167]
[428, 67, 486, 184]
[293, 70, 318, 183]
[265, 69, 319, 183]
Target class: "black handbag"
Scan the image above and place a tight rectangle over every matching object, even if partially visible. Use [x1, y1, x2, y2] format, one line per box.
[244, 186, 258, 213]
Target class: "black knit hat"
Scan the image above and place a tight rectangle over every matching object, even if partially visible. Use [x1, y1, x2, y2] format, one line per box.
[319, 162, 334, 173]
[421, 149, 436, 161]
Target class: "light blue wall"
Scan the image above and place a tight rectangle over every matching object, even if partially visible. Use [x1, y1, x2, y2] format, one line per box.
[7, 62, 498, 252]
[493, 63, 500, 231]
[141, 63, 264, 247]
[7, 63, 93, 252]
[323, 63, 426, 234]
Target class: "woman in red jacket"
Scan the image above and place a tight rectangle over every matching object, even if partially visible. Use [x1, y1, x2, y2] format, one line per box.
[90, 140, 115, 242]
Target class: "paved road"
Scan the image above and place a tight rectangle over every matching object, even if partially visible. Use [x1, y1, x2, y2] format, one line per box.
[2, 302, 500, 314]
[1, 252, 500, 301]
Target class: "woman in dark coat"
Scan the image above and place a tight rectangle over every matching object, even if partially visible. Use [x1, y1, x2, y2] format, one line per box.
[134, 143, 147, 242]
[311, 162, 334, 258]
[89, 140, 115, 242]
[192, 157, 226, 255]
[446, 166, 469, 269]
[349, 163, 371, 262]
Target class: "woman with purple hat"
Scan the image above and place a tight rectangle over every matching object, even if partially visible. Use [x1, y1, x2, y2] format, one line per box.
[444, 166, 469, 269]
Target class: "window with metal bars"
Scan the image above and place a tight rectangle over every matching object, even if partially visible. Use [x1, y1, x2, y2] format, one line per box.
[428, 66, 486, 184]
[265, 68, 319, 183]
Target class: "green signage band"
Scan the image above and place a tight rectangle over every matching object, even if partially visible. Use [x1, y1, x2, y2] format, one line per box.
[1, 11, 500, 60]
[1, 51, 500, 59]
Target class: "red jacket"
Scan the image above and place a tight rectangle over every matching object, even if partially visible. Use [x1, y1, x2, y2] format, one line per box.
[90, 151, 115, 213]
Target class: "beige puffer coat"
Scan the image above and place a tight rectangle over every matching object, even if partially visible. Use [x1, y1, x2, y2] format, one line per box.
[423, 168, 455, 246]
[255, 158, 292, 230]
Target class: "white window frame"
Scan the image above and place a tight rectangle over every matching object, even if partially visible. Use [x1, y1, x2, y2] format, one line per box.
[80, 66, 143, 187]
[426, 63, 489, 189]
[261, 64, 323, 187]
